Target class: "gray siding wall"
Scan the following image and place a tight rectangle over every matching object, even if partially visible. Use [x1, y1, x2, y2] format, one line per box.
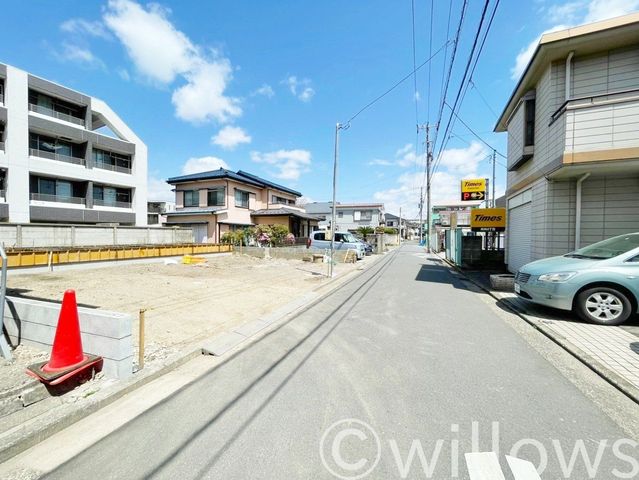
[507, 64, 566, 189]
[545, 180, 576, 257]
[530, 178, 549, 261]
[580, 176, 639, 246]
[572, 45, 639, 97]
[507, 103, 524, 167]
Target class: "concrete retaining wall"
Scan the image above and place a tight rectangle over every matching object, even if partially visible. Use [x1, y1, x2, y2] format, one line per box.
[239, 246, 353, 262]
[4, 296, 132, 379]
[0, 224, 194, 248]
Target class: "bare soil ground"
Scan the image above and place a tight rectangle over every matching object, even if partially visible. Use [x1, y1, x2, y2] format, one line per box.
[1, 253, 364, 394]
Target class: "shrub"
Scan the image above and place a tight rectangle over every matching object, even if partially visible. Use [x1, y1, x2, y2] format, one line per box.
[357, 226, 374, 236]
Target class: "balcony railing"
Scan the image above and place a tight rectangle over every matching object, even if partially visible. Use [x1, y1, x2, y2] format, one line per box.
[28, 103, 85, 127]
[0, 142, 4, 152]
[30, 148, 85, 166]
[0, 190, 5, 201]
[93, 198, 132, 209]
[0, 93, 4, 104]
[94, 162, 132, 174]
[30, 193, 86, 205]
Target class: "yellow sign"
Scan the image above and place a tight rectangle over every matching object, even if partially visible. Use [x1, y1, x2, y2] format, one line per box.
[470, 208, 506, 232]
[461, 178, 487, 193]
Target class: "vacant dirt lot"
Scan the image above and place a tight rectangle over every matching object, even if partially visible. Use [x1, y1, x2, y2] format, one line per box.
[6, 253, 364, 365]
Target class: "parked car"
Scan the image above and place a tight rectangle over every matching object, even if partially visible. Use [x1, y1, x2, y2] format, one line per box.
[307, 231, 365, 260]
[355, 236, 373, 255]
[514, 233, 639, 325]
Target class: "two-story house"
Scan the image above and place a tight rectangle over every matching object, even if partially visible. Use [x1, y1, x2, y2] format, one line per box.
[304, 202, 385, 232]
[165, 168, 319, 242]
[495, 14, 639, 272]
[0, 62, 147, 226]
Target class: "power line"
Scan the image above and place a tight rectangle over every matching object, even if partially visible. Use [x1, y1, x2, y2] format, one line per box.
[427, 0, 434, 122]
[344, 40, 450, 126]
[444, 102, 506, 159]
[470, 79, 499, 118]
[431, 0, 501, 181]
[411, 0, 419, 127]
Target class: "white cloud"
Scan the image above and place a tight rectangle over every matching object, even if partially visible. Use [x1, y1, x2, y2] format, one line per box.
[251, 84, 275, 98]
[373, 142, 491, 217]
[511, 0, 639, 80]
[147, 175, 174, 202]
[368, 159, 394, 166]
[172, 60, 241, 123]
[437, 141, 487, 175]
[211, 126, 252, 150]
[283, 76, 315, 102]
[54, 42, 105, 69]
[60, 18, 112, 39]
[181, 156, 229, 175]
[367, 143, 425, 169]
[296, 195, 314, 206]
[102, 0, 240, 124]
[250, 149, 311, 181]
[117, 68, 131, 81]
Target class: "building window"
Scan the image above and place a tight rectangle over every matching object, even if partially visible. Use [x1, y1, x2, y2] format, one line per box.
[183, 190, 199, 207]
[524, 98, 535, 146]
[235, 189, 249, 208]
[93, 185, 131, 207]
[93, 148, 132, 173]
[207, 187, 225, 207]
[357, 210, 372, 221]
[338, 211, 343, 218]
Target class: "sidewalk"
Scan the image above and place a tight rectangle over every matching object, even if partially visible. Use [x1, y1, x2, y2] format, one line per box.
[461, 269, 639, 403]
[0, 251, 388, 463]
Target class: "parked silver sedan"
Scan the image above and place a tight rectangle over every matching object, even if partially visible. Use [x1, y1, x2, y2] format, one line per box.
[515, 233, 639, 325]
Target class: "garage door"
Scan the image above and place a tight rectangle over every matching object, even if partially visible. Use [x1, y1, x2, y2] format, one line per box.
[507, 202, 532, 273]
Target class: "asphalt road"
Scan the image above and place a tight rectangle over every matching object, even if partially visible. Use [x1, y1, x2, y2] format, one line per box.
[26, 245, 639, 478]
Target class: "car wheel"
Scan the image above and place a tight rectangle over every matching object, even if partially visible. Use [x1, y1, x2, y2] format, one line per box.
[575, 287, 632, 326]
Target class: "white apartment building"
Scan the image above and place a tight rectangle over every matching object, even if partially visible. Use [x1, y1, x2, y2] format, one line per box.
[304, 202, 385, 232]
[0, 62, 147, 226]
[496, 14, 639, 272]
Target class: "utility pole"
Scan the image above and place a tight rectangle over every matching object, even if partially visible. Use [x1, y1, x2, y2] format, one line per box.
[419, 190, 424, 243]
[399, 207, 402, 245]
[491, 149, 496, 208]
[329, 123, 342, 278]
[425, 124, 433, 253]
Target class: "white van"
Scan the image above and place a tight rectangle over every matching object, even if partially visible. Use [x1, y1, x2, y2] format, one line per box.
[307, 231, 365, 260]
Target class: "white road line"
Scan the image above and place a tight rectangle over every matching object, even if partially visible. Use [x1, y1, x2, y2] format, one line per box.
[465, 452, 506, 480]
[506, 455, 542, 480]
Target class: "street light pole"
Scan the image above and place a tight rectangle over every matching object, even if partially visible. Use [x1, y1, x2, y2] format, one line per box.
[329, 123, 342, 278]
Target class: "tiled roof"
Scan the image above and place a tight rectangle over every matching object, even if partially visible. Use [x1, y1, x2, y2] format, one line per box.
[166, 168, 302, 197]
[251, 207, 321, 221]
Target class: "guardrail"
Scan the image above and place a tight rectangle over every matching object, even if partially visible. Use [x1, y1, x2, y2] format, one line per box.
[28, 103, 85, 127]
[30, 148, 86, 166]
[93, 198, 132, 209]
[30, 193, 86, 205]
[94, 162, 132, 174]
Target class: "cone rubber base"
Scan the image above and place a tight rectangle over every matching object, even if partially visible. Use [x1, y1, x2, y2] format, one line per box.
[26, 354, 102, 386]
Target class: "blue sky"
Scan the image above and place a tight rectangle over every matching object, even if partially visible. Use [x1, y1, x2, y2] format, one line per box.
[2, 0, 638, 216]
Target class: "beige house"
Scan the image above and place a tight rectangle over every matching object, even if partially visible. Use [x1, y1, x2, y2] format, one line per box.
[495, 13, 639, 272]
[165, 168, 319, 243]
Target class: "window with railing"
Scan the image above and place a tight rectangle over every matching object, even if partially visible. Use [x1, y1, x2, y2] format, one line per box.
[207, 187, 225, 207]
[272, 194, 295, 205]
[93, 184, 132, 208]
[28, 90, 85, 126]
[29, 133, 86, 166]
[93, 148, 132, 174]
[29, 175, 86, 204]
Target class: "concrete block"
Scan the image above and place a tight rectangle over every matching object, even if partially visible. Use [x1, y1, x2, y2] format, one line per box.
[490, 274, 515, 291]
[233, 320, 268, 338]
[20, 384, 49, 407]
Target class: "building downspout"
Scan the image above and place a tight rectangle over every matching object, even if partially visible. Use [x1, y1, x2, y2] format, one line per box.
[565, 51, 574, 101]
[575, 172, 590, 250]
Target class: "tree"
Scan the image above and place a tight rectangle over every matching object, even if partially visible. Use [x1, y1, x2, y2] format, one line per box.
[357, 226, 375, 236]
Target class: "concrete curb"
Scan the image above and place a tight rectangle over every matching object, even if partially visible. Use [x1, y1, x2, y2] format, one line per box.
[436, 253, 639, 405]
[0, 252, 389, 464]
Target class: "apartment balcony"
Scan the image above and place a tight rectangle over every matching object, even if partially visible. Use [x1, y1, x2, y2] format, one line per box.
[0, 93, 4, 104]
[93, 198, 132, 209]
[0, 141, 4, 152]
[94, 162, 132, 175]
[554, 88, 639, 164]
[28, 103, 85, 127]
[30, 148, 85, 166]
[30, 193, 85, 205]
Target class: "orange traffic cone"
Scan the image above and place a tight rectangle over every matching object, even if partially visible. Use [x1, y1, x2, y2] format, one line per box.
[27, 290, 102, 385]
